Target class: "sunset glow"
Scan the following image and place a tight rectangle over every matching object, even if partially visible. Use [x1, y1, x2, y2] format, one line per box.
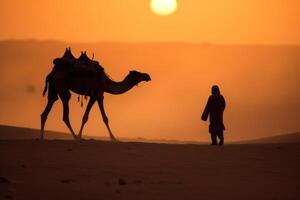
[0, 0, 299, 142]
[0, 0, 299, 44]
[150, 0, 177, 16]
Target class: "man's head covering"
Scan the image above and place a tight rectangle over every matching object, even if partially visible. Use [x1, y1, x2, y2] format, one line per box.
[211, 85, 220, 95]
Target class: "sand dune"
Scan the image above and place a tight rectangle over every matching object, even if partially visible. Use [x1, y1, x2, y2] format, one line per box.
[0, 124, 187, 143]
[0, 125, 300, 199]
[0, 124, 72, 140]
[1, 124, 299, 144]
[248, 132, 300, 143]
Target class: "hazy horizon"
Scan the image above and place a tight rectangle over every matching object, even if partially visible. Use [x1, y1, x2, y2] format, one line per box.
[1, 0, 300, 142]
[2, 38, 300, 46]
[0, 40, 299, 142]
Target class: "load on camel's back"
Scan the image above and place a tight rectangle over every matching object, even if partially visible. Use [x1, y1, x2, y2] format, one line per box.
[52, 47, 104, 76]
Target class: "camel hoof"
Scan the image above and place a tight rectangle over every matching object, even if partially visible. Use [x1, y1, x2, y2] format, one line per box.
[73, 135, 80, 140]
[77, 136, 87, 141]
[110, 137, 118, 142]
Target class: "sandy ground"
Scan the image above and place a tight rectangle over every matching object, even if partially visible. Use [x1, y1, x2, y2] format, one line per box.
[0, 139, 299, 200]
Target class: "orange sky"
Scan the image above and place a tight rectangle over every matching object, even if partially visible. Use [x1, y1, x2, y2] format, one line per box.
[0, 1, 299, 142]
[0, 0, 299, 44]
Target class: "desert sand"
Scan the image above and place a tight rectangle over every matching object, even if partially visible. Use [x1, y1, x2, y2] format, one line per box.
[0, 125, 299, 200]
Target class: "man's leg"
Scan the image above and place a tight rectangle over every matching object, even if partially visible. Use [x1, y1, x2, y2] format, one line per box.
[211, 133, 217, 145]
[218, 131, 224, 146]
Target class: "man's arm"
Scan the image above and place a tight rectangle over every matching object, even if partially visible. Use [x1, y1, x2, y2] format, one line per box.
[221, 95, 226, 111]
[201, 97, 211, 121]
[221, 95, 226, 130]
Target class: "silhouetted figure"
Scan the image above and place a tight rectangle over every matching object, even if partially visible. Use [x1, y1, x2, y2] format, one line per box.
[41, 48, 151, 141]
[201, 85, 226, 145]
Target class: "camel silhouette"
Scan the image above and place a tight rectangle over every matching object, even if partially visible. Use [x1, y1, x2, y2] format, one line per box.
[41, 48, 151, 141]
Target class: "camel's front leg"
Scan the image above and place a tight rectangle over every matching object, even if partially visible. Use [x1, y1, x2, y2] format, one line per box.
[97, 97, 117, 141]
[78, 97, 96, 139]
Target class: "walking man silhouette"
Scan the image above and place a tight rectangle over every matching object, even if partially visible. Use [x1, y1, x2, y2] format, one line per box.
[201, 85, 226, 145]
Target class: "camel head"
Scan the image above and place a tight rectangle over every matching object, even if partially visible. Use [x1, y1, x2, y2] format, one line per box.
[128, 70, 151, 86]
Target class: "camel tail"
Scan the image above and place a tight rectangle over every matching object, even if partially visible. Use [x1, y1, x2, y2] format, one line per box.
[42, 74, 51, 96]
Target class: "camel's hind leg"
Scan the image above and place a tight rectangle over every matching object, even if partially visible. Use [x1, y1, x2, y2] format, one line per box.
[59, 90, 77, 140]
[78, 97, 96, 139]
[41, 86, 58, 140]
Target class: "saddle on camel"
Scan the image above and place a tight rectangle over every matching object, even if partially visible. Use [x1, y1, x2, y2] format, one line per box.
[53, 47, 104, 75]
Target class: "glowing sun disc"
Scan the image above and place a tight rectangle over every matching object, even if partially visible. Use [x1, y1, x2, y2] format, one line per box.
[150, 0, 177, 16]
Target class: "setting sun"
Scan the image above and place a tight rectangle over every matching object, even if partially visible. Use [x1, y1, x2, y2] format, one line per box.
[150, 0, 177, 16]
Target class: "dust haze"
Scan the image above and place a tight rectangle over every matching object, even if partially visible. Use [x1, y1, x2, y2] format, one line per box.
[0, 40, 299, 141]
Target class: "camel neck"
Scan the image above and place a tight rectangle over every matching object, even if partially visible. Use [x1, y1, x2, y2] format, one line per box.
[104, 73, 135, 95]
